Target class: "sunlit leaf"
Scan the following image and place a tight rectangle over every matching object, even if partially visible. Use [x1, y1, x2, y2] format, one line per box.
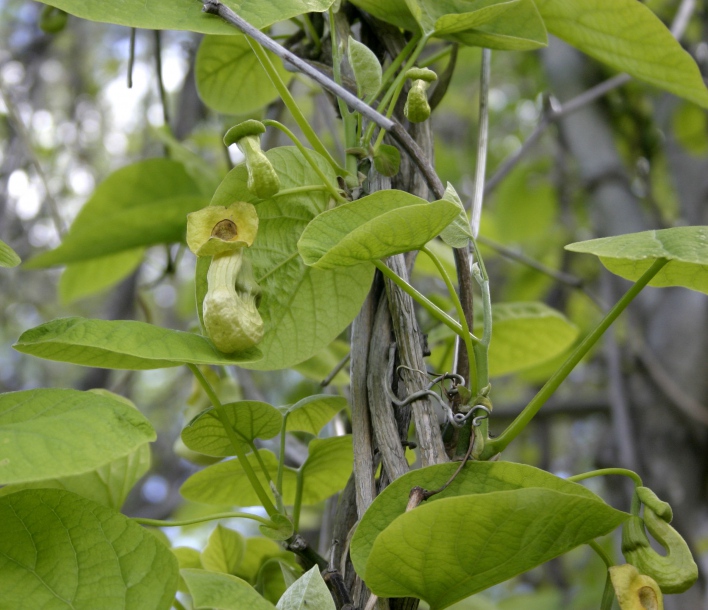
[565, 227, 708, 295]
[0, 388, 155, 485]
[276, 566, 335, 610]
[297, 190, 459, 269]
[201, 524, 246, 575]
[282, 394, 348, 435]
[14, 317, 261, 369]
[182, 568, 276, 610]
[0, 489, 178, 609]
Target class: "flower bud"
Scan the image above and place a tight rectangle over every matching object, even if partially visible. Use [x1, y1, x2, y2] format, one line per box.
[224, 120, 280, 199]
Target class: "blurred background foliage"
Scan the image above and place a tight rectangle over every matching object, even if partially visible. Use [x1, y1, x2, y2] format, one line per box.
[1, 0, 708, 608]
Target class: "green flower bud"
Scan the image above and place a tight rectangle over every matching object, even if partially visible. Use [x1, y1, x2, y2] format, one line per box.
[186, 203, 264, 353]
[622, 509, 698, 594]
[636, 487, 673, 523]
[404, 67, 437, 124]
[224, 120, 280, 199]
[39, 6, 68, 33]
[609, 564, 663, 610]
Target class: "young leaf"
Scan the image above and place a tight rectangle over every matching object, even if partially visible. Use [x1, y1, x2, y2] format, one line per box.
[259, 514, 295, 541]
[299, 435, 353, 504]
[196, 35, 291, 115]
[0, 489, 178, 609]
[347, 36, 382, 98]
[535, 0, 708, 108]
[350, 460, 611, 578]
[58, 249, 145, 304]
[0, 388, 155, 485]
[282, 394, 348, 435]
[26, 159, 208, 268]
[182, 568, 276, 610]
[182, 401, 283, 457]
[209, 147, 374, 371]
[14, 317, 262, 369]
[276, 565, 336, 610]
[38, 0, 337, 35]
[201, 524, 246, 575]
[363, 488, 627, 608]
[373, 144, 401, 177]
[0, 239, 20, 267]
[438, 183, 473, 248]
[297, 190, 460, 269]
[0, 442, 151, 510]
[565, 227, 708, 295]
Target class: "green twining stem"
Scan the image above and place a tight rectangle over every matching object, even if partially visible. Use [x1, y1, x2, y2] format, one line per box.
[246, 38, 345, 176]
[588, 539, 615, 569]
[134, 511, 274, 528]
[480, 258, 669, 459]
[293, 468, 304, 532]
[373, 259, 479, 344]
[276, 416, 288, 513]
[261, 120, 347, 203]
[188, 364, 278, 517]
[568, 467, 643, 488]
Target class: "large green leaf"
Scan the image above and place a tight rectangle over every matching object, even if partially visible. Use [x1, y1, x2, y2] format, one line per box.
[0, 388, 154, 485]
[183, 569, 276, 610]
[298, 190, 459, 269]
[0, 489, 178, 609]
[181, 437, 353, 507]
[209, 147, 374, 370]
[363, 488, 627, 608]
[534, 0, 708, 108]
[58, 249, 144, 304]
[282, 394, 348, 435]
[348, 0, 547, 50]
[276, 566, 335, 610]
[196, 35, 291, 115]
[182, 401, 283, 457]
[0, 443, 151, 510]
[350, 461, 607, 578]
[26, 159, 207, 269]
[38, 0, 336, 35]
[430, 302, 579, 377]
[565, 226, 708, 295]
[0, 239, 20, 267]
[201, 524, 246, 574]
[13, 317, 261, 369]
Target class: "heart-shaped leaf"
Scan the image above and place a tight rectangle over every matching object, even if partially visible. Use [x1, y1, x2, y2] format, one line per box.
[0, 388, 155, 485]
[298, 190, 459, 269]
[182, 401, 283, 457]
[196, 35, 291, 115]
[348, 36, 382, 98]
[26, 159, 208, 268]
[350, 461, 609, 578]
[535, 0, 708, 108]
[39, 0, 337, 35]
[201, 524, 246, 574]
[282, 394, 348, 435]
[259, 514, 294, 541]
[0, 239, 20, 267]
[0, 442, 151, 509]
[182, 569, 276, 610]
[276, 566, 335, 610]
[14, 317, 261, 369]
[0, 489, 178, 610]
[565, 227, 708, 295]
[363, 487, 627, 608]
[209, 147, 374, 370]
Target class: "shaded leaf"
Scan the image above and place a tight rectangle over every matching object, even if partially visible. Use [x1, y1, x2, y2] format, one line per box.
[364, 488, 627, 608]
[565, 227, 708, 295]
[291, 339, 350, 386]
[14, 317, 261, 370]
[210, 147, 374, 370]
[298, 190, 459, 269]
[39, 0, 337, 35]
[196, 35, 291, 115]
[348, 36, 382, 98]
[299, 436, 353, 504]
[0, 388, 154, 485]
[351, 460, 608, 578]
[259, 513, 294, 541]
[535, 0, 708, 108]
[0, 239, 20, 267]
[182, 401, 283, 457]
[182, 568, 276, 610]
[26, 159, 208, 268]
[276, 566, 336, 610]
[438, 183, 473, 248]
[282, 394, 348, 435]
[173, 547, 203, 592]
[373, 144, 401, 177]
[0, 489, 178, 609]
